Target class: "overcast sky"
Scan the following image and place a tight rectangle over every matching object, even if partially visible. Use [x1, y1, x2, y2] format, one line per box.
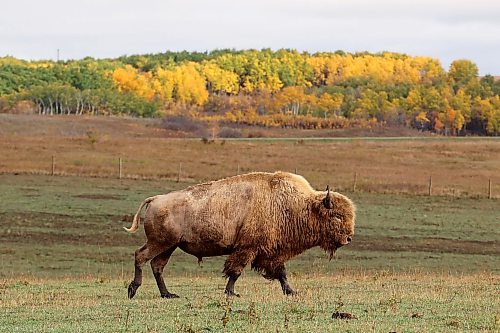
[1, 0, 499, 75]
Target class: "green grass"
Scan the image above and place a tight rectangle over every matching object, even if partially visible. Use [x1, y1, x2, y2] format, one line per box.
[0, 174, 499, 332]
[0, 275, 498, 332]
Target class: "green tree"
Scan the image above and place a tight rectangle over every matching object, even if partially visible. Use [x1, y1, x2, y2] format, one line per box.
[448, 59, 478, 93]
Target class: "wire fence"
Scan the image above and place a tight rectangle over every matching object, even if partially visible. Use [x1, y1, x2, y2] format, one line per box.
[3, 154, 497, 200]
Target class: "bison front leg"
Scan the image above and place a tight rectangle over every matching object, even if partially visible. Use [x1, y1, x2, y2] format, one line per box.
[224, 273, 241, 297]
[150, 247, 179, 299]
[276, 265, 296, 296]
[223, 249, 256, 297]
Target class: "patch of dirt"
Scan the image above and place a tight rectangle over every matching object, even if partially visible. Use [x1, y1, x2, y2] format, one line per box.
[332, 311, 357, 320]
[1, 212, 498, 255]
[1, 228, 135, 247]
[350, 235, 499, 255]
[73, 194, 123, 200]
[0, 212, 138, 247]
[121, 214, 135, 223]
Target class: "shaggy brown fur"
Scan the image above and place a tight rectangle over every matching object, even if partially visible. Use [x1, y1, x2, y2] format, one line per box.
[125, 171, 356, 299]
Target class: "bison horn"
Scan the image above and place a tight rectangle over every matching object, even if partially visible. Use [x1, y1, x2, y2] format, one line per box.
[323, 185, 334, 209]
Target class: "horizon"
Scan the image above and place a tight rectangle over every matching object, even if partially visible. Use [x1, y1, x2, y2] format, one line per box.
[1, 0, 498, 75]
[2, 48, 498, 77]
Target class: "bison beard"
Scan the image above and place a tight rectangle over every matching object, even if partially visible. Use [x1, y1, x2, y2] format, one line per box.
[124, 172, 356, 299]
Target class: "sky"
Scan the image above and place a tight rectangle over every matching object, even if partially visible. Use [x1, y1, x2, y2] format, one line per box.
[1, 0, 499, 75]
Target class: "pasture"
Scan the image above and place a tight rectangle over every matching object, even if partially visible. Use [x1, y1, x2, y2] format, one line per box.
[0, 114, 499, 332]
[1, 114, 500, 198]
[0, 174, 498, 332]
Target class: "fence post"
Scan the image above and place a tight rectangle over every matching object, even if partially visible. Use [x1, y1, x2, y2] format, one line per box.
[489, 179, 492, 199]
[51, 155, 55, 176]
[237, 164, 240, 175]
[118, 158, 123, 179]
[428, 176, 432, 196]
[177, 163, 182, 182]
[353, 172, 357, 192]
[294, 168, 297, 174]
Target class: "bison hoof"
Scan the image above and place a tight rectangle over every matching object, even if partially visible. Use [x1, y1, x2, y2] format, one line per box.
[284, 288, 297, 296]
[161, 292, 180, 299]
[128, 282, 139, 299]
[224, 290, 241, 298]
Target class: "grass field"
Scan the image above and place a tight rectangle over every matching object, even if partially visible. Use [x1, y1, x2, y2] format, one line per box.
[0, 174, 498, 332]
[1, 274, 497, 332]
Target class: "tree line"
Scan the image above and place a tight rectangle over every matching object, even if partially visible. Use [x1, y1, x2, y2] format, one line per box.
[1, 49, 499, 135]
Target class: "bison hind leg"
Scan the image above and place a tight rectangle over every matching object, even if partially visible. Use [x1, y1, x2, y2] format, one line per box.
[128, 242, 166, 299]
[151, 246, 179, 299]
[128, 281, 139, 299]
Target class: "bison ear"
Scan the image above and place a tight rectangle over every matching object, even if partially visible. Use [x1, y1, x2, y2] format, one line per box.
[322, 185, 334, 209]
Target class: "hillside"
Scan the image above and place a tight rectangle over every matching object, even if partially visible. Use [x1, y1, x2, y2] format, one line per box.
[1, 50, 499, 136]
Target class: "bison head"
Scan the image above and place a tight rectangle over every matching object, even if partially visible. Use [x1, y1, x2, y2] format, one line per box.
[315, 186, 356, 259]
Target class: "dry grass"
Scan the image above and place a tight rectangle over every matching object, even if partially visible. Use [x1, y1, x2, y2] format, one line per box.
[1, 114, 499, 197]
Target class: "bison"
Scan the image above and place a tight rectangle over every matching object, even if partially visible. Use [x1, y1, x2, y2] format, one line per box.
[124, 171, 355, 298]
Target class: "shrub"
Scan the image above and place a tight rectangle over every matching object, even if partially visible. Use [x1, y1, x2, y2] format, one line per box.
[162, 115, 209, 137]
[218, 127, 243, 138]
[247, 130, 265, 138]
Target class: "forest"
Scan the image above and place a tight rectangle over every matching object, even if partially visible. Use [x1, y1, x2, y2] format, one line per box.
[1, 49, 499, 135]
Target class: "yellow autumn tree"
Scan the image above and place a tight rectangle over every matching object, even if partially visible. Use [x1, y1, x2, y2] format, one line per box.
[434, 117, 444, 132]
[201, 63, 239, 95]
[275, 86, 306, 115]
[307, 56, 328, 86]
[412, 57, 446, 84]
[112, 65, 155, 100]
[487, 96, 500, 134]
[153, 67, 175, 102]
[172, 62, 209, 106]
[439, 108, 464, 135]
[451, 89, 472, 123]
[415, 111, 430, 130]
[473, 96, 500, 135]
[317, 93, 344, 117]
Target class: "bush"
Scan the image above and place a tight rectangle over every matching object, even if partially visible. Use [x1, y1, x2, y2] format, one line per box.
[0, 97, 9, 113]
[218, 127, 243, 138]
[247, 130, 265, 138]
[10, 100, 37, 114]
[162, 115, 209, 137]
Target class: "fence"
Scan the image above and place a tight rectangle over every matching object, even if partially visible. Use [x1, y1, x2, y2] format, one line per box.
[3, 154, 496, 199]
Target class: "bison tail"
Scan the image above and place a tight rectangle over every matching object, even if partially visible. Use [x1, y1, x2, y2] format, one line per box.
[123, 196, 157, 233]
